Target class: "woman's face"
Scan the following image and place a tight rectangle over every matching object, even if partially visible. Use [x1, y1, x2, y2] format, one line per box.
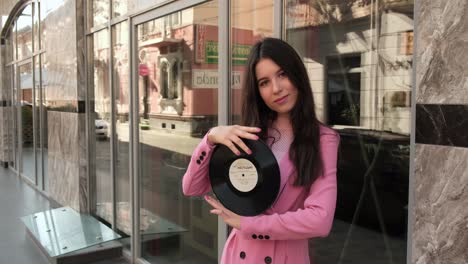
[256, 58, 298, 118]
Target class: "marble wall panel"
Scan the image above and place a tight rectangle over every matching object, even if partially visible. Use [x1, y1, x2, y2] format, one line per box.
[78, 113, 88, 212]
[0, 45, 5, 101]
[0, 108, 5, 161]
[0, 107, 13, 162]
[0, 44, 13, 163]
[415, 0, 468, 104]
[416, 104, 468, 148]
[47, 111, 87, 212]
[76, 0, 86, 101]
[413, 144, 468, 264]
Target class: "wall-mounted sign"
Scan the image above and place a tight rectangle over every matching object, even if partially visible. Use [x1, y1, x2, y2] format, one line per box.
[399, 31, 413, 55]
[192, 70, 242, 89]
[195, 25, 207, 63]
[205, 41, 251, 65]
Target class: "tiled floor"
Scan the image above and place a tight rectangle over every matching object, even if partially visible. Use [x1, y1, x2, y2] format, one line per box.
[0, 167, 128, 264]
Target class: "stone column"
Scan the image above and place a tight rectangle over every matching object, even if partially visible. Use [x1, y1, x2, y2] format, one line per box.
[412, 0, 468, 263]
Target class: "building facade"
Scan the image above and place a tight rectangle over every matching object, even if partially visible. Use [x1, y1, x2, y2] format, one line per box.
[0, 0, 466, 263]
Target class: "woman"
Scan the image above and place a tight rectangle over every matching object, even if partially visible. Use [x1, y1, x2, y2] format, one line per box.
[182, 37, 340, 263]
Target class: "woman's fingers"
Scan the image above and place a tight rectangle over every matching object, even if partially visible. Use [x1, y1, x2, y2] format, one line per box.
[204, 195, 224, 210]
[228, 126, 261, 155]
[236, 125, 261, 133]
[235, 128, 260, 141]
[205, 195, 241, 229]
[209, 125, 261, 155]
[231, 136, 251, 155]
[210, 209, 223, 215]
[223, 140, 241, 155]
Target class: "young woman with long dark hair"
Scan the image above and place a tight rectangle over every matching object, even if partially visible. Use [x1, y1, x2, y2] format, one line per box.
[183, 37, 340, 263]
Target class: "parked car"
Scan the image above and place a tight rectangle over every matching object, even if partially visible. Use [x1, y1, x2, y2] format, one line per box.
[95, 119, 109, 140]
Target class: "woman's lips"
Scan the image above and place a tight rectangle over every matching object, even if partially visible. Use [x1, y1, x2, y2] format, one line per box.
[274, 95, 288, 104]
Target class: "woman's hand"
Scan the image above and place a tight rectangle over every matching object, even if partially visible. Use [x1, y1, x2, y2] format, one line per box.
[205, 195, 241, 230]
[207, 125, 261, 155]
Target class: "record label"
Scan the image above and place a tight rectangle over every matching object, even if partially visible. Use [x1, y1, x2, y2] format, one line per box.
[229, 158, 258, 192]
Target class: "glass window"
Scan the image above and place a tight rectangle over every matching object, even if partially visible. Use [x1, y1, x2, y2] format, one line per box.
[4, 65, 14, 169]
[112, 0, 134, 18]
[12, 65, 18, 169]
[34, 56, 43, 189]
[40, 53, 49, 191]
[19, 62, 34, 182]
[11, 23, 17, 61]
[112, 20, 131, 248]
[88, 0, 109, 29]
[285, 1, 412, 262]
[17, 5, 33, 60]
[230, 0, 274, 123]
[136, 1, 219, 262]
[327, 54, 362, 126]
[90, 29, 112, 224]
[40, 0, 66, 49]
[5, 30, 15, 63]
[34, 2, 40, 52]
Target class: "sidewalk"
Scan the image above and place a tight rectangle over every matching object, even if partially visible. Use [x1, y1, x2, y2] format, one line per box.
[0, 167, 127, 264]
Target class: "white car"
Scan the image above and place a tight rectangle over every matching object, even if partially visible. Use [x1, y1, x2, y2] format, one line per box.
[95, 119, 109, 140]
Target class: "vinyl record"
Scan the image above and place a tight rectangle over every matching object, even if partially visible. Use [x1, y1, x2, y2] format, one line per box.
[209, 139, 280, 216]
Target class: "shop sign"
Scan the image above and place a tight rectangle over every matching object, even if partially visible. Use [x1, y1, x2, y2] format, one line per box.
[192, 70, 242, 89]
[205, 41, 251, 65]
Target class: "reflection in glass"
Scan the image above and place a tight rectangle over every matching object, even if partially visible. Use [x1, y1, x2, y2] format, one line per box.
[327, 55, 362, 126]
[136, 2, 219, 262]
[5, 30, 14, 63]
[91, 29, 112, 224]
[112, 21, 131, 249]
[12, 23, 17, 61]
[4, 65, 14, 169]
[34, 2, 40, 52]
[89, 0, 109, 28]
[12, 66, 18, 170]
[285, 1, 412, 262]
[19, 62, 35, 182]
[34, 57, 43, 189]
[230, 0, 274, 123]
[40, 0, 66, 47]
[17, 4, 33, 60]
[112, 0, 133, 18]
[41, 53, 49, 191]
[4, 35, 14, 168]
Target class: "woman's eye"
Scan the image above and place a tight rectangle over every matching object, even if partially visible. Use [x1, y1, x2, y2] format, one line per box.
[278, 71, 286, 78]
[258, 80, 268, 87]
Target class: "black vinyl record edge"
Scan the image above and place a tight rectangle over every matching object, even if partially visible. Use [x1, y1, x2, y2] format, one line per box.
[208, 139, 280, 216]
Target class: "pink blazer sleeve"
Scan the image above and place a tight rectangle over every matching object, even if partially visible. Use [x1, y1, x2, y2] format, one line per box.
[182, 133, 216, 196]
[239, 132, 340, 240]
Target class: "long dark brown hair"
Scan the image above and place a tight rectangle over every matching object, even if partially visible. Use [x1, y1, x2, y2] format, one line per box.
[241, 37, 322, 187]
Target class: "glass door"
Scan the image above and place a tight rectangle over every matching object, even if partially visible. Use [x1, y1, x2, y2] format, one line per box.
[34, 56, 44, 190]
[12, 65, 19, 171]
[6, 65, 17, 171]
[132, 1, 220, 263]
[18, 61, 35, 183]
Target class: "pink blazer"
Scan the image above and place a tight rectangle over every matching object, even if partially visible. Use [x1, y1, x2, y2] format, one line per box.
[183, 125, 340, 264]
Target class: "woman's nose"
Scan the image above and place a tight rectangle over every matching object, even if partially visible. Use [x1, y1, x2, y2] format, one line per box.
[272, 78, 282, 94]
